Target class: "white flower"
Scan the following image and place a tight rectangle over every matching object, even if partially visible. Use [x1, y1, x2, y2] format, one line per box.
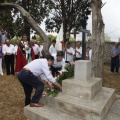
[60, 69, 68, 73]
[55, 77, 58, 80]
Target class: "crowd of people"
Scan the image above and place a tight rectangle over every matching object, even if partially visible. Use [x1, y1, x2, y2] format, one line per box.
[1, 30, 120, 108]
[0, 30, 93, 107]
[0, 32, 93, 76]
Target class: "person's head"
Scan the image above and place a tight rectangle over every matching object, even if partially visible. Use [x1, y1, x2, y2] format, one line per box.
[45, 55, 54, 66]
[1, 29, 5, 35]
[56, 51, 64, 62]
[22, 34, 28, 41]
[37, 41, 42, 46]
[31, 39, 35, 46]
[66, 42, 71, 48]
[16, 40, 20, 45]
[52, 40, 56, 46]
[5, 39, 10, 46]
[77, 41, 81, 48]
[87, 47, 91, 52]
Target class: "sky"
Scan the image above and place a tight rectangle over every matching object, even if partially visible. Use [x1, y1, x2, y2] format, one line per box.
[40, 0, 120, 42]
[87, 0, 120, 42]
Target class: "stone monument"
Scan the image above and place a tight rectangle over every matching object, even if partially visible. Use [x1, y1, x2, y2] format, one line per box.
[24, 60, 117, 120]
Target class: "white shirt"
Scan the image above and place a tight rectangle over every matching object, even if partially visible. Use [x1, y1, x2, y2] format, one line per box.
[52, 56, 65, 69]
[14, 45, 18, 55]
[65, 47, 74, 62]
[1, 34, 7, 43]
[2, 44, 15, 55]
[75, 47, 82, 58]
[89, 49, 92, 61]
[38, 45, 43, 56]
[38, 45, 43, 52]
[32, 44, 39, 55]
[24, 59, 55, 83]
[21, 41, 29, 49]
[49, 45, 57, 56]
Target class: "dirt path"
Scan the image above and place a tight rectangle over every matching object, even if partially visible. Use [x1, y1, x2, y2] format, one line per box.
[0, 64, 120, 120]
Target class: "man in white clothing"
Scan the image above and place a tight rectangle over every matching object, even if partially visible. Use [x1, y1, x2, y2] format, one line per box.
[51, 51, 65, 77]
[31, 40, 39, 59]
[2, 39, 15, 75]
[37, 41, 43, 58]
[49, 40, 57, 57]
[18, 55, 62, 107]
[65, 42, 74, 63]
[74, 41, 82, 60]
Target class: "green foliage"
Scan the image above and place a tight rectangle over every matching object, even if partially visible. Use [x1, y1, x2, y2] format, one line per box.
[118, 38, 120, 42]
[34, 34, 43, 41]
[47, 63, 74, 97]
[0, 0, 54, 37]
[0, 7, 15, 38]
[10, 36, 21, 44]
[45, 0, 91, 33]
[87, 36, 92, 42]
[104, 33, 111, 42]
[86, 33, 111, 42]
[69, 36, 75, 42]
[48, 34, 57, 42]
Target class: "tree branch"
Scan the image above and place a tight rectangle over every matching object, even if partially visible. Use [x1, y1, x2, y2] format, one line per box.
[0, 3, 50, 55]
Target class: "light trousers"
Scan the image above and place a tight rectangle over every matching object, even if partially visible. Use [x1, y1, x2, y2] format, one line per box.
[0, 58, 3, 74]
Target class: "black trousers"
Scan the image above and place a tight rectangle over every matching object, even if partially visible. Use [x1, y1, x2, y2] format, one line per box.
[18, 69, 44, 106]
[51, 66, 62, 77]
[75, 58, 82, 61]
[35, 54, 39, 59]
[111, 56, 119, 72]
[4, 55, 14, 75]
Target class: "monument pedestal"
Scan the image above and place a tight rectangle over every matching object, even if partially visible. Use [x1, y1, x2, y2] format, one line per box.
[24, 60, 116, 120]
[62, 78, 102, 100]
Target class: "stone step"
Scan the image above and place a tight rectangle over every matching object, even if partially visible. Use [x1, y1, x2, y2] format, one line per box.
[55, 87, 116, 120]
[105, 99, 120, 120]
[62, 78, 102, 100]
[24, 105, 81, 120]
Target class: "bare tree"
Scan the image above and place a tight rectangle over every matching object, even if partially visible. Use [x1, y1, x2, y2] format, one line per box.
[91, 0, 105, 78]
[0, 3, 50, 55]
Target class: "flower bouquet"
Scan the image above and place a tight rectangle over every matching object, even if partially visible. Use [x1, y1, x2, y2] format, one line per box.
[47, 62, 75, 97]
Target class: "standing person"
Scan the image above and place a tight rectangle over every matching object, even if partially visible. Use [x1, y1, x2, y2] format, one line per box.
[64, 42, 74, 63]
[111, 42, 119, 73]
[15, 34, 34, 72]
[37, 41, 43, 58]
[0, 40, 3, 75]
[14, 40, 20, 55]
[49, 40, 57, 57]
[2, 39, 15, 75]
[86, 47, 92, 60]
[51, 51, 65, 77]
[31, 40, 39, 59]
[74, 41, 82, 60]
[0, 29, 7, 44]
[18, 55, 62, 107]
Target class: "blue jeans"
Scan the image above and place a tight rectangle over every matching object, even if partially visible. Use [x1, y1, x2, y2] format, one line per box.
[18, 69, 44, 106]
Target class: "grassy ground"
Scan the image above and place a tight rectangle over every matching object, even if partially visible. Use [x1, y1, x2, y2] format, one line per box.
[103, 64, 120, 94]
[0, 64, 120, 120]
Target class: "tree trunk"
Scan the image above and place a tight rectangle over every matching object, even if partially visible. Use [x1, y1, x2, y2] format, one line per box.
[91, 0, 105, 78]
[0, 3, 50, 55]
[22, 0, 30, 40]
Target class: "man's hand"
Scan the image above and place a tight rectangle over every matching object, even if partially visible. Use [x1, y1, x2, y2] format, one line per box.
[47, 81, 53, 88]
[53, 82, 62, 91]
